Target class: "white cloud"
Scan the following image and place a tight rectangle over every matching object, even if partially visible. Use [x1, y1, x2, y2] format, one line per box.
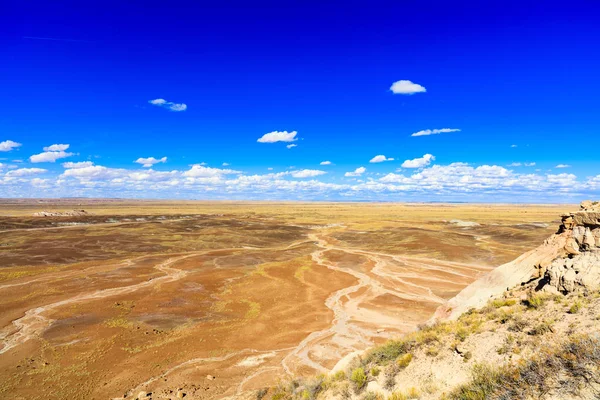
[401, 154, 435, 168]
[222, 162, 230, 166]
[511, 144, 518, 148]
[320, 161, 332, 165]
[135, 156, 167, 168]
[148, 98, 187, 112]
[370, 155, 394, 163]
[411, 128, 460, 137]
[0, 140, 22, 152]
[555, 164, 571, 169]
[345, 167, 366, 177]
[62, 161, 94, 169]
[257, 131, 298, 143]
[30, 144, 74, 163]
[291, 169, 326, 178]
[525, 162, 536, 167]
[183, 165, 240, 178]
[30, 178, 50, 187]
[6, 168, 47, 177]
[44, 144, 69, 151]
[508, 163, 522, 167]
[390, 80, 426, 95]
[287, 144, 297, 149]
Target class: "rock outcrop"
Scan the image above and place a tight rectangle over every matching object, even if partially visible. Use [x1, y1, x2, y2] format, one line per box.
[542, 201, 600, 294]
[432, 200, 600, 321]
[33, 209, 91, 217]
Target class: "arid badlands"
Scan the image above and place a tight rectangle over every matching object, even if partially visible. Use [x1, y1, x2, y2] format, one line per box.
[1, 200, 599, 400]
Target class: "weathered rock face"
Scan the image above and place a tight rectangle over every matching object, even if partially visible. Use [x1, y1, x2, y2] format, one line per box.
[543, 200, 600, 294]
[545, 252, 600, 294]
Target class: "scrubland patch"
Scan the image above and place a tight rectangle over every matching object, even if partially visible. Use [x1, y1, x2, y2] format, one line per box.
[268, 285, 600, 400]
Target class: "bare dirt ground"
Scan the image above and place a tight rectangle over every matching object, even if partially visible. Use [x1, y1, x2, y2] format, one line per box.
[0, 200, 570, 399]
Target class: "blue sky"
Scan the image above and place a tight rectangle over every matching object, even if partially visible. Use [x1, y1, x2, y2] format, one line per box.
[1, 1, 599, 201]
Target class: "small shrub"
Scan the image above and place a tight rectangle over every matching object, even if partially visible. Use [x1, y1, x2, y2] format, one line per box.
[491, 298, 517, 308]
[299, 376, 324, 400]
[256, 388, 268, 400]
[425, 347, 439, 357]
[370, 366, 380, 377]
[406, 387, 420, 399]
[568, 300, 582, 314]
[364, 339, 411, 364]
[496, 309, 514, 324]
[463, 351, 473, 361]
[396, 353, 413, 368]
[553, 294, 564, 304]
[455, 327, 469, 342]
[362, 392, 383, 400]
[270, 392, 286, 400]
[387, 392, 407, 400]
[416, 330, 440, 345]
[528, 320, 554, 336]
[497, 334, 515, 355]
[508, 315, 529, 332]
[351, 367, 368, 391]
[524, 292, 545, 309]
[334, 381, 351, 399]
[384, 364, 399, 390]
[332, 370, 346, 381]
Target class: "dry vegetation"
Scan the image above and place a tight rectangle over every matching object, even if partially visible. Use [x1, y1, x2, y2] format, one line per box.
[264, 287, 600, 400]
[0, 200, 569, 399]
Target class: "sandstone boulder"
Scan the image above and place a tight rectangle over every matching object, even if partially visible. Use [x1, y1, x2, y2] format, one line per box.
[580, 200, 600, 211]
[544, 252, 600, 293]
[564, 237, 580, 255]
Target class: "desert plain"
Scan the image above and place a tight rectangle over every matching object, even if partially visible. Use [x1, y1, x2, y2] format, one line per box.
[0, 200, 572, 399]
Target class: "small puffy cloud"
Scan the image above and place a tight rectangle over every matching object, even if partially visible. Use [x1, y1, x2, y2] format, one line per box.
[6, 167, 47, 177]
[370, 155, 394, 163]
[30, 144, 74, 163]
[511, 144, 518, 148]
[148, 98, 187, 112]
[44, 144, 69, 151]
[320, 161, 332, 165]
[401, 154, 435, 168]
[257, 131, 298, 143]
[0, 140, 22, 152]
[555, 164, 571, 168]
[525, 162, 536, 167]
[291, 169, 326, 178]
[345, 166, 366, 177]
[287, 144, 297, 149]
[508, 162, 522, 167]
[222, 162, 230, 166]
[62, 161, 94, 169]
[169, 104, 187, 112]
[390, 80, 426, 95]
[135, 156, 167, 168]
[411, 128, 460, 137]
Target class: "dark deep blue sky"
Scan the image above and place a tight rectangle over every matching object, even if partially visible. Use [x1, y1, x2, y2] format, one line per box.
[1, 1, 599, 200]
